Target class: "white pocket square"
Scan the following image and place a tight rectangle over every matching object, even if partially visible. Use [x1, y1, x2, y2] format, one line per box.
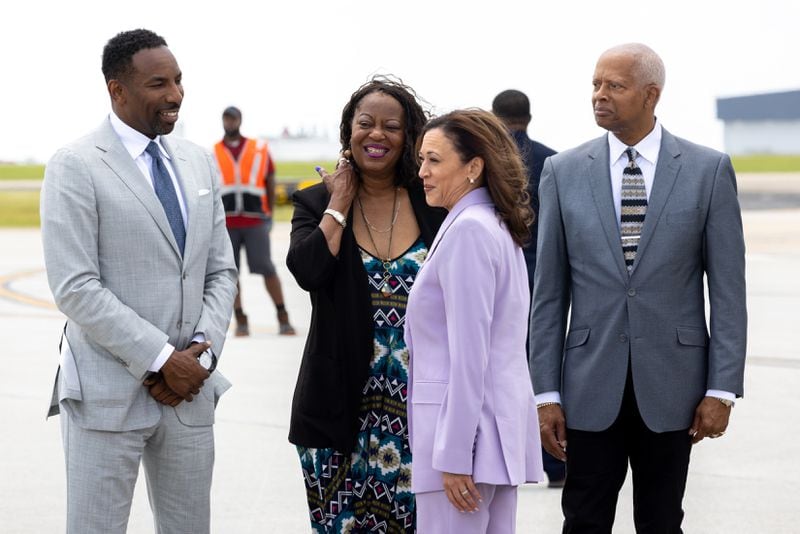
[198, 189, 211, 196]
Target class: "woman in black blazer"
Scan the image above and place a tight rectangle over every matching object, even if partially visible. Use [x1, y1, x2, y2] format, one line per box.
[286, 77, 445, 533]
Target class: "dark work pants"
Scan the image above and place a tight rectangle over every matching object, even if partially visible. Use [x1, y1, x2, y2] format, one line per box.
[543, 447, 566, 481]
[561, 370, 692, 534]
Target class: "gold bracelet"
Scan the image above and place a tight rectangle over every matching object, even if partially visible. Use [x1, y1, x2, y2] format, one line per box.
[537, 402, 560, 409]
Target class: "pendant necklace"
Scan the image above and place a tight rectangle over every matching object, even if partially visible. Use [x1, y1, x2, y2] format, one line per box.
[358, 188, 399, 297]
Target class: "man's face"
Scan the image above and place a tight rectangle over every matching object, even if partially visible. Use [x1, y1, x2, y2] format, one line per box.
[591, 52, 657, 143]
[223, 115, 241, 137]
[110, 46, 183, 138]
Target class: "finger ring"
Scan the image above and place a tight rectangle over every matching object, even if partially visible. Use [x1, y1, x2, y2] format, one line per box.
[460, 489, 469, 495]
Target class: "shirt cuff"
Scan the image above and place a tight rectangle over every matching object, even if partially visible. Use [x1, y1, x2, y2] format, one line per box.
[148, 343, 174, 372]
[192, 332, 206, 344]
[706, 389, 736, 403]
[535, 391, 562, 405]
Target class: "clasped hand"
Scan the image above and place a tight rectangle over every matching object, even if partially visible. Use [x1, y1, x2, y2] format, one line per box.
[143, 342, 210, 406]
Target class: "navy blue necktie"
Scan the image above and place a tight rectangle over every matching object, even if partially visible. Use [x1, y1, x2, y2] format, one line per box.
[145, 142, 185, 255]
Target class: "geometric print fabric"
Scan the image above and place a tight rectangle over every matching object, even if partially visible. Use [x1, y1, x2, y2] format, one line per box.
[296, 239, 427, 533]
[620, 147, 647, 272]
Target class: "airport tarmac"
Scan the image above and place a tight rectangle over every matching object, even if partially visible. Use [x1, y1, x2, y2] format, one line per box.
[1, 176, 799, 532]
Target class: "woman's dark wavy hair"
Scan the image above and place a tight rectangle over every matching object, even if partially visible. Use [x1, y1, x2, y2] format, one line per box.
[339, 75, 429, 187]
[419, 109, 534, 247]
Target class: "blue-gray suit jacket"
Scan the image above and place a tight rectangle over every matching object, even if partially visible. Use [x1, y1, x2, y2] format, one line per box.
[529, 128, 747, 433]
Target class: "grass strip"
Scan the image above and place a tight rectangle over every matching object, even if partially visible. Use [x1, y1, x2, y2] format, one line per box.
[731, 155, 800, 173]
[0, 191, 40, 227]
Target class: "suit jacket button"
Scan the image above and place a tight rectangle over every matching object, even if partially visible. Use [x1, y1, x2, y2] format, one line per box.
[619, 334, 628, 343]
[627, 288, 636, 297]
[176, 321, 182, 329]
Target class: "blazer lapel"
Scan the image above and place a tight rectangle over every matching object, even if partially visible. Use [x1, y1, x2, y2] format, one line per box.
[426, 188, 492, 261]
[632, 129, 681, 272]
[162, 137, 198, 260]
[95, 121, 182, 258]
[586, 137, 628, 282]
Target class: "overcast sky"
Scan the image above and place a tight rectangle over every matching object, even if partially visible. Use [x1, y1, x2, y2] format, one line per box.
[2, 0, 798, 163]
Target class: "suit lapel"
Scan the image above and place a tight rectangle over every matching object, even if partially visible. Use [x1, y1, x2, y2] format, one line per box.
[162, 137, 198, 260]
[632, 129, 681, 273]
[94, 121, 182, 259]
[586, 137, 628, 282]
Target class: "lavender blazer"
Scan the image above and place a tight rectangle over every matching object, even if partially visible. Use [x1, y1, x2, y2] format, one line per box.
[405, 187, 544, 494]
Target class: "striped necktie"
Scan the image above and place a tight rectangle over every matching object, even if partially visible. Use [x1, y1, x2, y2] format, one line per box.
[620, 147, 646, 272]
[145, 142, 186, 255]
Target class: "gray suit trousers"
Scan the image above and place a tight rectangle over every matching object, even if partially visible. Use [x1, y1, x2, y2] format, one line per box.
[61, 404, 214, 534]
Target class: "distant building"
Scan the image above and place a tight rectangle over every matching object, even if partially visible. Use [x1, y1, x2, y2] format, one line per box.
[716, 89, 800, 155]
[267, 134, 340, 161]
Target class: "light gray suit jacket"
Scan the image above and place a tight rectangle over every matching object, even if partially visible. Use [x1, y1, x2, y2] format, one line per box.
[42, 118, 238, 431]
[529, 128, 747, 433]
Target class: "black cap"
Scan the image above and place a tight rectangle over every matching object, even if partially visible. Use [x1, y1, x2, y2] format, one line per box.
[222, 106, 242, 119]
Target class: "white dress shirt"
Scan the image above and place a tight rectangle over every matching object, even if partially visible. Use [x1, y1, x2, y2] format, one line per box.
[608, 122, 661, 225]
[535, 122, 735, 406]
[109, 112, 188, 225]
[108, 112, 202, 373]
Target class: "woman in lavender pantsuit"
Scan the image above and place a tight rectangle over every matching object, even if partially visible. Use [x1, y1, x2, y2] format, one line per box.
[406, 109, 545, 533]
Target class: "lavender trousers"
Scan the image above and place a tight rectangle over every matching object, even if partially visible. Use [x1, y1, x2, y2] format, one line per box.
[415, 483, 518, 533]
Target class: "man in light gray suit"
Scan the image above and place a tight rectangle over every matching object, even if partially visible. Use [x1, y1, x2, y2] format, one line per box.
[41, 29, 237, 533]
[529, 43, 746, 533]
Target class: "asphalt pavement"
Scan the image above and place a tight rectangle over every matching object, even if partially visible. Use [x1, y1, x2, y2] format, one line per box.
[1, 174, 799, 532]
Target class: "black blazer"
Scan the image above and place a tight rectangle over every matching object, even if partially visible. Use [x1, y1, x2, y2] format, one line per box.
[286, 181, 445, 452]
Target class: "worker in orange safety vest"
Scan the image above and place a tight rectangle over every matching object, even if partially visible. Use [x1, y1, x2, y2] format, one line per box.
[214, 106, 295, 336]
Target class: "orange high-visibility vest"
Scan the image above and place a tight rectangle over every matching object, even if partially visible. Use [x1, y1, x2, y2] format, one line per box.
[214, 138, 271, 216]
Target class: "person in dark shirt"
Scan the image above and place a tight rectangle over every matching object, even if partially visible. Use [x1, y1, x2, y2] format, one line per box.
[492, 89, 564, 487]
[492, 90, 557, 292]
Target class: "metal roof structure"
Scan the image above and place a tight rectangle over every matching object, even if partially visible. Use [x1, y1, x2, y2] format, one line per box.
[716, 89, 800, 121]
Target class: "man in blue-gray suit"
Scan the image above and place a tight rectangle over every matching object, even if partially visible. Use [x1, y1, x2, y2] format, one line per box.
[42, 29, 237, 533]
[529, 43, 747, 532]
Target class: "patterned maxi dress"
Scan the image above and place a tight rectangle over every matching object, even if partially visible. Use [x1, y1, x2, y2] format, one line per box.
[297, 238, 428, 533]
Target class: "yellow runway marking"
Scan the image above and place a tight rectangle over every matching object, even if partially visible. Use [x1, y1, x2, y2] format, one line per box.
[0, 268, 57, 310]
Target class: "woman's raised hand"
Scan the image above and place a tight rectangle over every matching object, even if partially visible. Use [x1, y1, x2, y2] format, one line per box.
[316, 149, 357, 210]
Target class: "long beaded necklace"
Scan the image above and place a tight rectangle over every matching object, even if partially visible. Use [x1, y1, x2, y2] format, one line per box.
[358, 188, 399, 297]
